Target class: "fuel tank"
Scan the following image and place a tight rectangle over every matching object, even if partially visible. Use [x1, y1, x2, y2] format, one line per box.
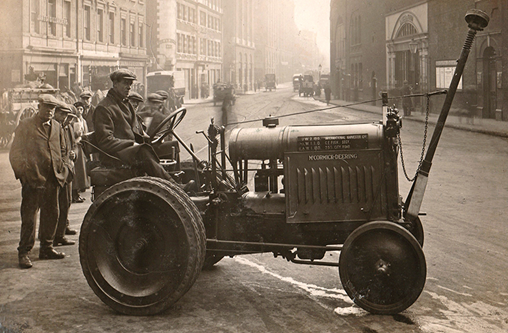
[229, 122, 384, 162]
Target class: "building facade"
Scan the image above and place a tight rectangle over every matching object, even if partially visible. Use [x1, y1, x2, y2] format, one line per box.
[223, 0, 255, 92]
[331, 0, 507, 121]
[0, 0, 149, 92]
[147, 0, 223, 99]
[253, 0, 302, 85]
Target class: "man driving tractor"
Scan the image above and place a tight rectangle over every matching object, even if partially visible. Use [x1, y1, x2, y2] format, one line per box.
[93, 69, 177, 183]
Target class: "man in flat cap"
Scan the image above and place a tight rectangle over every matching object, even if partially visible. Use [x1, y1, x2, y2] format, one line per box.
[138, 93, 168, 137]
[93, 68, 177, 182]
[53, 103, 77, 247]
[127, 91, 144, 112]
[80, 90, 95, 131]
[155, 90, 171, 115]
[9, 94, 69, 268]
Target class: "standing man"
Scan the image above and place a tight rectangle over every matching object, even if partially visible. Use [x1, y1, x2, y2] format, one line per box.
[93, 69, 176, 182]
[53, 103, 77, 247]
[9, 94, 68, 268]
[324, 83, 332, 105]
[80, 91, 95, 131]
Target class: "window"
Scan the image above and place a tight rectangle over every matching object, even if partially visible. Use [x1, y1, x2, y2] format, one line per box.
[109, 12, 115, 43]
[177, 33, 182, 52]
[48, 0, 56, 36]
[200, 11, 206, 26]
[31, 0, 40, 34]
[200, 38, 205, 55]
[121, 18, 127, 45]
[350, 15, 361, 45]
[63, 0, 71, 38]
[84, 6, 91, 40]
[98, 9, 104, 42]
[138, 21, 144, 47]
[130, 20, 135, 46]
[183, 5, 187, 21]
[177, 4, 182, 19]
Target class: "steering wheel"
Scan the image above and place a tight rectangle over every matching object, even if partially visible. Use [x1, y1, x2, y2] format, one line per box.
[149, 107, 187, 143]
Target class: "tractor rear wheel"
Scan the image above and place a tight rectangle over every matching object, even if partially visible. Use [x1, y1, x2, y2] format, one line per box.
[339, 221, 426, 314]
[79, 177, 205, 315]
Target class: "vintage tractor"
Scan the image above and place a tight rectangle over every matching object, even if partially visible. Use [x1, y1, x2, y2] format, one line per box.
[79, 10, 488, 316]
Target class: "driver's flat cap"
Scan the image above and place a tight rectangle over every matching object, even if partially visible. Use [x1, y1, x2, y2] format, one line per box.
[110, 68, 137, 82]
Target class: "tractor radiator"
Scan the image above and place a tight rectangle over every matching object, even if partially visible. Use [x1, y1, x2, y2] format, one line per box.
[285, 150, 385, 223]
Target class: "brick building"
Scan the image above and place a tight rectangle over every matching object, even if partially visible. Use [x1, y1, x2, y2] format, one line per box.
[0, 0, 149, 92]
[330, 0, 507, 120]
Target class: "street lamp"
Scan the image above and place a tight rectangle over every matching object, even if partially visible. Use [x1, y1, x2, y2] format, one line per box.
[318, 63, 322, 82]
[409, 39, 418, 54]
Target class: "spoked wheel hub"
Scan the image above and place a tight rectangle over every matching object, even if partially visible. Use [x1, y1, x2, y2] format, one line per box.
[339, 221, 426, 314]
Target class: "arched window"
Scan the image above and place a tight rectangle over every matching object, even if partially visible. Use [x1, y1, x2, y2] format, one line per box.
[396, 23, 417, 38]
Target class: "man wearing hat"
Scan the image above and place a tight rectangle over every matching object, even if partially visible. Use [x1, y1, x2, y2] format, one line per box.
[155, 90, 171, 115]
[127, 91, 144, 112]
[9, 94, 69, 268]
[53, 103, 77, 247]
[80, 90, 95, 131]
[138, 93, 168, 137]
[93, 68, 176, 182]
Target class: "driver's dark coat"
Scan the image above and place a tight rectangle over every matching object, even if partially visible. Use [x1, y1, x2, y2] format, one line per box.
[93, 88, 148, 163]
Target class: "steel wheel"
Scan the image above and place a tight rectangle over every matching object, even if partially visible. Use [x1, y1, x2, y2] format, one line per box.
[339, 221, 426, 315]
[79, 177, 205, 315]
[407, 217, 424, 247]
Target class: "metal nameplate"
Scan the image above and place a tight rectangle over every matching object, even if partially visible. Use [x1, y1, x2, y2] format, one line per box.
[297, 134, 369, 151]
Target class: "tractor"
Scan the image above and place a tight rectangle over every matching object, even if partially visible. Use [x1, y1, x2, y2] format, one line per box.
[78, 10, 489, 317]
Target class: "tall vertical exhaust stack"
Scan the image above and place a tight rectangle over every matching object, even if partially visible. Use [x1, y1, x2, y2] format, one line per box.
[405, 9, 489, 221]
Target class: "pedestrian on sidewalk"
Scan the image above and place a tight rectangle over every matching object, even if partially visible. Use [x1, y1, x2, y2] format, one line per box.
[9, 94, 69, 268]
[53, 103, 77, 247]
[324, 83, 332, 105]
[401, 80, 413, 116]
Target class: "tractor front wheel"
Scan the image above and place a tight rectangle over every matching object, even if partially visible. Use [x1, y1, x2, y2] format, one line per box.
[339, 221, 426, 315]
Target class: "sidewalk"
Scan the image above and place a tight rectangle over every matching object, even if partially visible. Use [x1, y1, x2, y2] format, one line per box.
[322, 97, 508, 138]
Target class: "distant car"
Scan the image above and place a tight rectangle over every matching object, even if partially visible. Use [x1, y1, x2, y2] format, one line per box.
[264, 74, 276, 91]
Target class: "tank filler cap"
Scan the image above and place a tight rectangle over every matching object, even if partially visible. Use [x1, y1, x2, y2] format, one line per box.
[263, 116, 279, 128]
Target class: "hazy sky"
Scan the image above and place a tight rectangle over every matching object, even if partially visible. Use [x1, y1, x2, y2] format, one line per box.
[293, 0, 331, 63]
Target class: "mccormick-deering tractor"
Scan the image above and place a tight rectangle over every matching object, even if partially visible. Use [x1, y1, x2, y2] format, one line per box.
[79, 10, 489, 316]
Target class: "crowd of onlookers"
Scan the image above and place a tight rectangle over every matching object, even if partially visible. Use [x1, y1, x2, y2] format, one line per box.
[10, 93, 91, 268]
[9, 69, 189, 269]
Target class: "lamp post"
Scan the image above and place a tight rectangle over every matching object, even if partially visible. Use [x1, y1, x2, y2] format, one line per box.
[318, 63, 322, 83]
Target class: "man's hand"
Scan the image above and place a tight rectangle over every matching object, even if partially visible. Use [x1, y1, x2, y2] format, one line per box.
[69, 150, 76, 161]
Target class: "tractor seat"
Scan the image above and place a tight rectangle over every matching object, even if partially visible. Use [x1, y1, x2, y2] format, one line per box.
[80, 133, 140, 199]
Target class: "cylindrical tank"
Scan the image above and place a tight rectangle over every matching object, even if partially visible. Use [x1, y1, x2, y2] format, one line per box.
[229, 122, 384, 162]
